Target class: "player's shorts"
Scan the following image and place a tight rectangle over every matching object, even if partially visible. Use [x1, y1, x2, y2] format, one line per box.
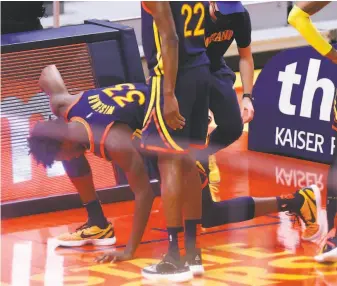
[209, 68, 242, 131]
[333, 89, 337, 132]
[141, 65, 211, 154]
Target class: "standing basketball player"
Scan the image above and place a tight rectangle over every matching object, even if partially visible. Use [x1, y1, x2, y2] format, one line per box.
[199, 1, 255, 192]
[288, 1, 337, 262]
[140, 1, 211, 282]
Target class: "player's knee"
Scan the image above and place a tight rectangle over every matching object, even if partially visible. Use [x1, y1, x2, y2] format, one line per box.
[231, 119, 244, 141]
[62, 155, 91, 177]
[218, 119, 243, 143]
[124, 150, 146, 175]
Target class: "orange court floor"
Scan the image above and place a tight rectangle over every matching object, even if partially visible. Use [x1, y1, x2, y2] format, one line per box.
[1, 133, 337, 286]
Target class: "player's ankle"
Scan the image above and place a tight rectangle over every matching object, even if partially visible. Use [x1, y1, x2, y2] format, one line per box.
[184, 219, 201, 256]
[185, 246, 201, 257]
[167, 249, 181, 261]
[276, 192, 304, 212]
[87, 218, 109, 229]
[84, 199, 108, 228]
[167, 226, 184, 260]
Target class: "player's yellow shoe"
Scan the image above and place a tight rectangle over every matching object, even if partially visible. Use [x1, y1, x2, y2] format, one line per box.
[297, 186, 322, 241]
[208, 155, 220, 184]
[55, 222, 116, 247]
[281, 185, 322, 241]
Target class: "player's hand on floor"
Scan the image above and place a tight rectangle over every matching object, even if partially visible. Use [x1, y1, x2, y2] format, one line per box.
[95, 250, 133, 263]
[240, 97, 254, 124]
[163, 93, 185, 130]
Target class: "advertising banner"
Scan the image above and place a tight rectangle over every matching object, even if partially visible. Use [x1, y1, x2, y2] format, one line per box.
[249, 44, 337, 164]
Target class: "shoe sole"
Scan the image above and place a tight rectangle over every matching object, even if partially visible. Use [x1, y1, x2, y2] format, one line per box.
[141, 269, 193, 283]
[55, 236, 116, 247]
[314, 247, 337, 263]
[301, 184, 323, 241]
[189, 265, 205, 276]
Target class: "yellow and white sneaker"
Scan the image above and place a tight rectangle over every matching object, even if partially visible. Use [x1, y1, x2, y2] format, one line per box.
[208, 155, 220, 184]
[281, 185, 322, 241]
[55, 222, 116, 247]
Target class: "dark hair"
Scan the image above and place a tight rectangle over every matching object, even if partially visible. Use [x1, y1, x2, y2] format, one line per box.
[27, 119, 66, 168]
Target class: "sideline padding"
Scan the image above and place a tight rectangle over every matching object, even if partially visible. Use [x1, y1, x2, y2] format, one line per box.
[1, 20, 158, 218]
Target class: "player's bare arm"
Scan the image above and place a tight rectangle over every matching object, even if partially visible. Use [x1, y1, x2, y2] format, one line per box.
[296, 1, 330, 15]
[39, 65, 82, 117]
[144, 1, 185, 130]
[96, 125, 155, 262]
[288, 1, 337, 63]
[238, 45, 254, 123]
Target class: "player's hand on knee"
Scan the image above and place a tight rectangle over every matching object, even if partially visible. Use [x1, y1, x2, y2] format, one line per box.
[95, 250, 134, 263]
[163, 93, 185, 130]
[240, 97, 255, 124]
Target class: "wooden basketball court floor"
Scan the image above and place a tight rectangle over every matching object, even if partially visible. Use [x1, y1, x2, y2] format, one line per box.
[1, 133, 337, 286]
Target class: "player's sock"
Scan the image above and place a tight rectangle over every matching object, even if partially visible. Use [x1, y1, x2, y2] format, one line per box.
[84, 199, 108, 229]
[167, 226, 184, 260]
[185, 220, 203, 276]
[184, 220, 201, 254]
[276, 193, 304, 212]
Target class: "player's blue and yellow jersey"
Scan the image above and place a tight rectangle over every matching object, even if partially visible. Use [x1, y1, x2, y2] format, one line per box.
[64, 83, 149, 160]
[141, 1, 209, 76]
[204, 2, 251, 73]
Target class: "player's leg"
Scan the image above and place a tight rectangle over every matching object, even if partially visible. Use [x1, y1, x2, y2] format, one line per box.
[184, 66, 212, 276]
[55, 156, 115, 247]
[141, 72, 207, 282]
[207, 71, 243, 157]
[157, 152, 187, 253]
[106, 123, 155, 256]
[181, 153, 203, 276]
[198, 71, 243, 187]
[201, 182, 323, 241]
[315, 138, 337, 262]
[197, 161, 322, 239]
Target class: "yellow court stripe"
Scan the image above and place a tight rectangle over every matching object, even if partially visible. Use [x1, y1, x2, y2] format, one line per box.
[155, 76, 184, 151]
[143, 76, 157, 127]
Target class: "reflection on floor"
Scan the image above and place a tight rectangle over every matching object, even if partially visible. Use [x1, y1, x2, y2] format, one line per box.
[2, 133, 336, 286]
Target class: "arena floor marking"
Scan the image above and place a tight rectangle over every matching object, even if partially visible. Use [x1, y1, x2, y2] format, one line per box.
[1, 133, 336, 285]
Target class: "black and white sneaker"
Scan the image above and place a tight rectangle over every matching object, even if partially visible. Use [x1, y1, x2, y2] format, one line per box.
[141, 254, 193, 283]
[186, 249, 205, 276]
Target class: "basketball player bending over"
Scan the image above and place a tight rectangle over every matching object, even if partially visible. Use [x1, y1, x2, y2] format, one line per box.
[288, 1, 337, 262]
[29, 66, 324, 276]
[28, 65, 155, 255]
